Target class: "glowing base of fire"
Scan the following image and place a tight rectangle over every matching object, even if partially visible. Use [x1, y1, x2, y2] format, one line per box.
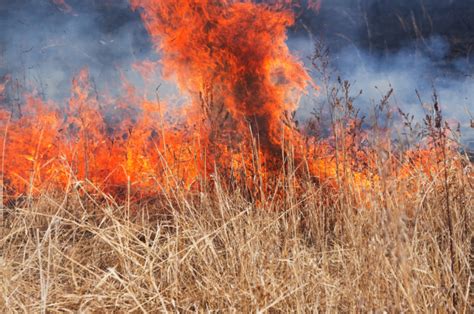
[1, 77, 460, 205]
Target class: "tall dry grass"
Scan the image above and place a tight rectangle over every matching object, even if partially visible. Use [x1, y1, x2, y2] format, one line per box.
[0, 44, 472, 312]
[0, 141, 471, 311]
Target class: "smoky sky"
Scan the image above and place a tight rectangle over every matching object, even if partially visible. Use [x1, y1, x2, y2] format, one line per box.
[294, 0, 474, 145]
[0, 0, 152, 98]
[298, 0, 474, 60]
[0, 0, 473, 144]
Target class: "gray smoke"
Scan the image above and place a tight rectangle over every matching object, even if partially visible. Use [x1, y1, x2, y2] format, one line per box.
[291, 0, 474, 148]
[0, 0, 155, 100]
[290, 36, 473, 146]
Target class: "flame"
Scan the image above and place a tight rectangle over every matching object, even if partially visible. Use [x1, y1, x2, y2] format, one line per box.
[0, 0, 461, 203]
[130, 0, 311, 154]
[132, 60, 161, 81]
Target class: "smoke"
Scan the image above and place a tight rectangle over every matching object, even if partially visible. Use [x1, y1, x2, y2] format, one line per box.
[291, 36, 473, 142]
[291, 0, 474, 147]
[0, 0, 155, 99]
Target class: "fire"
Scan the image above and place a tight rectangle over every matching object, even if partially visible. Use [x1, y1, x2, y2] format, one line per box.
[130, 0, 310, 154]
[0, 0, 461, 203]
[1, 62, 232, 199]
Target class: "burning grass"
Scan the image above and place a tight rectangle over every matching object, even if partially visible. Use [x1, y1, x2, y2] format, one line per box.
[0, 142, 472, 312]
[0, 0, 472, 311]
[0, 76, 473, 311]
[0, 79, 472, 311]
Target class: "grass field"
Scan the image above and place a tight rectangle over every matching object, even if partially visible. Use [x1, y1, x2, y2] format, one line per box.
[0, 56, 472, 312]
[0, 139, 471, 312]
[0, 1, 473, 311]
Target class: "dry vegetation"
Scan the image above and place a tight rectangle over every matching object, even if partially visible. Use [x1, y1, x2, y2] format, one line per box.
[0, 122, 472, 312]
[0, 9, 473, 308]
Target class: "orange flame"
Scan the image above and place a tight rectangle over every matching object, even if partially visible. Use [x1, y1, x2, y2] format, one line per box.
[0, 0, 458, 204]
[130, 0, 311, 154]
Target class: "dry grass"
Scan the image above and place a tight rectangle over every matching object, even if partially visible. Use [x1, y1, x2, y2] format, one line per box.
[0, 39, 472, 312]
[0, 149, 471, 312]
